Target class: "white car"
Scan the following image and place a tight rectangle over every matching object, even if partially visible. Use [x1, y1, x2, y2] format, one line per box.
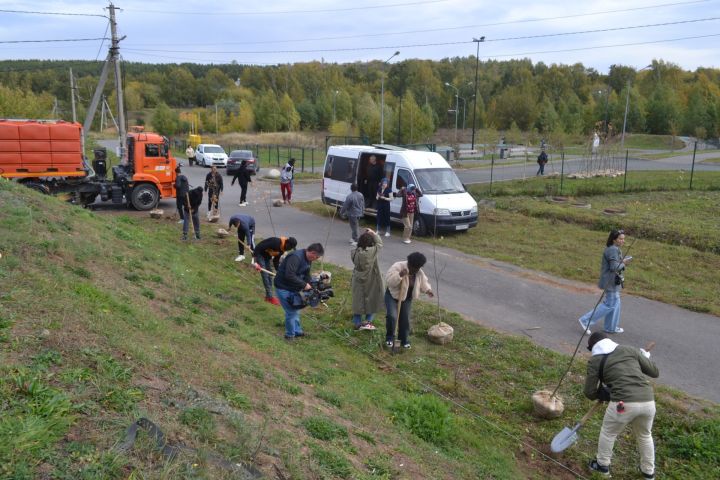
[195, 144, 228, 167]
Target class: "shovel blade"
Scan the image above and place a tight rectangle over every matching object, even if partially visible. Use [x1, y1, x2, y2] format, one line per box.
[551, 425, 580, 453]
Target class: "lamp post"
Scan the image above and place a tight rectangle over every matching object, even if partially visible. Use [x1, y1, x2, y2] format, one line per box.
[445, 82, 459, 141]
[380, 51, 400, 144]
[621, 65, 652, 150]
[471, 36, 485, 150]
[459, 96, 467, 130]
[332, 89, 339, 124]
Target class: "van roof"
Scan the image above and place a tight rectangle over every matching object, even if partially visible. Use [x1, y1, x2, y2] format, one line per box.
[327, 145, 451, 167]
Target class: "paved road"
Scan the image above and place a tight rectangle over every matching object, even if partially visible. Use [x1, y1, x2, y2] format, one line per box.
[165, 164, 719, 403]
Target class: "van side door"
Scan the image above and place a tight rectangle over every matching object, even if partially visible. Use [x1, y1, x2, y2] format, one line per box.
[390, 167, 415, 219]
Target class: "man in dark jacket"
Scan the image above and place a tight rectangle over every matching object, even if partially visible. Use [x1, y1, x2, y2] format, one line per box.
[228, 213, 256, 262]
[364, 155, 384, 207]
[584, 332, 659, 479]
[274, 243, 324, 339]
[182, 186, 203, 240]
[204, 166, 224, 211]
[175, 165, 189, 223]
[340, 183, 365, 246]
[231, 160, 252, 206]
[536, 150, 548, 176]
[253, 236, 298, 305]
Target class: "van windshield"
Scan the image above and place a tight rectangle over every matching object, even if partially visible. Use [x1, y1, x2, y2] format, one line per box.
[414, 168, 465, 194]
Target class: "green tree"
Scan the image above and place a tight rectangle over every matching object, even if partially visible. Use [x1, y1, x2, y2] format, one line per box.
[160, 67, 196, 107]
[151, 102, 180, 135]
[646, 85, 682, 134]
[254, 90, 281, 132]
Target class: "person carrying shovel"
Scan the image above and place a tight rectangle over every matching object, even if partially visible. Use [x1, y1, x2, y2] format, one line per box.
[253, 236, 298, 305]
[583, 332, 659, 479]
[384, 252, 433, 350]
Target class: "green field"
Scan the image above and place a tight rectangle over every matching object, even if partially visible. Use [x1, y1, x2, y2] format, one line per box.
[1, 180, 718, 479]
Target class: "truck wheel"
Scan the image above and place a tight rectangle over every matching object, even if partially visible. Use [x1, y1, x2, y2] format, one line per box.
[413, 215, 428, 237]
[20, 180, 50, 195]
[130, 184, 159, 211]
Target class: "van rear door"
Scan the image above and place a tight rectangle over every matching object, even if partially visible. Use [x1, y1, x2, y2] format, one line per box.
[322, 152, 359, 206]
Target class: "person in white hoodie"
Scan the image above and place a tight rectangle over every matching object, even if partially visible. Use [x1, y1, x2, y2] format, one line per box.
[583, 332, 659, 479]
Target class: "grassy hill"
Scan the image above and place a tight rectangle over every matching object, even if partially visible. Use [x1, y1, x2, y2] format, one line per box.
[0, 179, 718, 479]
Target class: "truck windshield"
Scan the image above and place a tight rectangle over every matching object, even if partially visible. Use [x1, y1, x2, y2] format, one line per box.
[414, 168, 465, 194]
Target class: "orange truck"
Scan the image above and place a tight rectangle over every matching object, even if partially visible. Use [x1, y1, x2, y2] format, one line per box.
[0, 119, 176, 210]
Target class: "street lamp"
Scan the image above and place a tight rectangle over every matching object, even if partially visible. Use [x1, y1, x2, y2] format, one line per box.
[332, 89, 339, 124]
[380, 51, 400, 144]
[445, 82, 459, 141]
[621, 65, 652, 150]
[471, 36, 485, 150]
[458, 96, 467, 130]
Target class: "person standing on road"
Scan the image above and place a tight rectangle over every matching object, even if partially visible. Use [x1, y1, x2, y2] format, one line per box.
[231, 160, 252, 206]
[395, 184, 422, 244]
[228, 213, 256, 262]
[364, 155, 384, 208]
[280, 158, 295, 204]
[340, 183, 365, 246]
[583, 332, 659, 479]
[175, 165, 189, 224]
[204, 166, 224, 212]
[536, 150, 548, 176]
[350, 229, 384, 330]
[182, 186, 203, 241]
[384, 252, 433, 349]
[274, 243, 324, 340]
[185, 145, 195, 166]
[376, 177, 392, 236]
[579, 229, 632, 334]
[253, 236, 297, 306]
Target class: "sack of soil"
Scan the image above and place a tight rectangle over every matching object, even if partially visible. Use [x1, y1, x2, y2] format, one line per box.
[149, 209, 163, 219]
[273, 199, 284, 207]
[216, 228, 230, 238]
[427, 322, 454, 345]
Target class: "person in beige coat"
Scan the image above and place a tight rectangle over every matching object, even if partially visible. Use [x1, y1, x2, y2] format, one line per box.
[351, 229, 385, 330]
[384, 252, 433, 348]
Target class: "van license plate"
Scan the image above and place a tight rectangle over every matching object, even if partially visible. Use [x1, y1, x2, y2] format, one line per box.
[455, 224, 469, 230]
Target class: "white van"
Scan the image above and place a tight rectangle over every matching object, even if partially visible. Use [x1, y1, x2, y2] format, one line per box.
[321, 145, 478, 236]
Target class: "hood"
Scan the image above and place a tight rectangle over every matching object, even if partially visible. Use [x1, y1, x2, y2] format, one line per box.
[419, 192, 477, 212]
[591, 338, 618, 356]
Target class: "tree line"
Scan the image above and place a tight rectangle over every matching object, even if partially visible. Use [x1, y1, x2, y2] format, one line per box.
[1, 57, 718, 143]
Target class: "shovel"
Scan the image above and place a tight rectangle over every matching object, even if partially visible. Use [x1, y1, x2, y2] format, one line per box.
[551, 340, 656, 453]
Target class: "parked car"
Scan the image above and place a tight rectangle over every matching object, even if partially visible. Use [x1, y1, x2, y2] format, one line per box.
[226, 150, 259, 176]
[195, 144, 228, 167]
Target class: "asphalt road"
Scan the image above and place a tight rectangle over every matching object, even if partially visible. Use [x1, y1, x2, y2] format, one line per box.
[167, 164, 719, 404]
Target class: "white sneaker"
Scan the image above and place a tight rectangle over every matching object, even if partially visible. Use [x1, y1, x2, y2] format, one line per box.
[402, 239, 411, 244]
[349, 239, 356, 244]
[177, 219, 184, 224]
[238, 203, 243, 206]
[384, 232, 391, 237]
[234, 255, 245, 262]
[578, 318, 591, 335]
[350, 241, 357, 247]
[240, 202, 248, 206]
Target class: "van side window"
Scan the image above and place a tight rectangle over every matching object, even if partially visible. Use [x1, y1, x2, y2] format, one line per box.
[145, 144, 160, 157]
[324, 155, 357, 181]
[396, 168, 412, 190]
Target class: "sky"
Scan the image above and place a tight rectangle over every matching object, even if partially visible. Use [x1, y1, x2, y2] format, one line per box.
[1, 0, 719, 73]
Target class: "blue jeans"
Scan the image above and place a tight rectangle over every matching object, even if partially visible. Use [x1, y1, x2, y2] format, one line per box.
[256, 256, 274, 298]
[385, 289, 412, 344]
[277, 288, 303, 338]
[580, 290, 621, 332]
[352, 314, 375, 327]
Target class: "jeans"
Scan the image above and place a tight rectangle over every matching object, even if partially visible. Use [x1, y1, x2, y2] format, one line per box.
[352, 314, 375, 327]
[597, 401, 656, 475]
[276, 288, 303, 338]
[237, 224, 256, 255]
[537, 163, 545, 175]
[256, 256, 274, 298]
[349, 215, 360, 242]
[176, 197, 185, 221]
[385, 289, 412, 344]
[402, 213, 414, 241]
[182, 209, 200, 238]
[579, 290, 621, 332]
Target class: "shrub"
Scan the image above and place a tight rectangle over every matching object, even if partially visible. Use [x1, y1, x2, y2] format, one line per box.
[302, 416, 348, 441]
[391, 394, 454, 446]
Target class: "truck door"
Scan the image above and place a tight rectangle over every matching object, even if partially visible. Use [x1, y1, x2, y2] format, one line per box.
[139, 141, 174, 198]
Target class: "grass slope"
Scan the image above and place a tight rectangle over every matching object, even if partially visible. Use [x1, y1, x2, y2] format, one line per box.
[0, 180, 718, 479]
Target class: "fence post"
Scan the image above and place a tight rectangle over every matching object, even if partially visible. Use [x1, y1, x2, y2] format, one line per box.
[312, 148, 315, 173]
[560, 151, 565, 195]
[689, 141, 697, 190]
[301, 148, 305, 172]
[489, 154, 495, 195]
[276, 145, 280, 167]
[623, 149, 629, 193]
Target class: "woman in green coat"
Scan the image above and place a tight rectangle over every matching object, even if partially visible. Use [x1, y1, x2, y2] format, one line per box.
[351, 229, 385, 330]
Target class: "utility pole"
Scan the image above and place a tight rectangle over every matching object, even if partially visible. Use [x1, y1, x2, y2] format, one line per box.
[471, 36, 485, 150]
[83, 2, 127, 162]
[380, 51, 400, 144]
[69, 69, 77, 123]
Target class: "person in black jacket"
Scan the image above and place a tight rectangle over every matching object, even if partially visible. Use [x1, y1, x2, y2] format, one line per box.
[365, 155, 384, 207]
[274, 243, 324, 339]
[231, 160, 252, 206]
[253, 236, 298, 305]
[182, 186, 203, 240]
[204, 166, 224, 211]
[175, 165, 189, 223]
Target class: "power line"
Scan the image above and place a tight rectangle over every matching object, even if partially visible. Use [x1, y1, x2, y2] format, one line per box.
[122, 0, 448, 16]
[0, 38, 109, 44]
[0, 8, 106, 18]
[120, 17, 720, 55]
[96, 21, 111, 61]
[123, 0, 711, 47]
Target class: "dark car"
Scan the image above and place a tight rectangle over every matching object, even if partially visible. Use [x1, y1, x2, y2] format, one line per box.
[226, 150, 259, 176]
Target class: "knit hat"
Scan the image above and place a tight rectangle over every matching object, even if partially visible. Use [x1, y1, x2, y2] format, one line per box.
[587, 331, 609, 351]
[407, 183, 416, 191]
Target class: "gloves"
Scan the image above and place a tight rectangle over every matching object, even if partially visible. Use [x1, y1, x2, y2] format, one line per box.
[597, 385, 612, 402]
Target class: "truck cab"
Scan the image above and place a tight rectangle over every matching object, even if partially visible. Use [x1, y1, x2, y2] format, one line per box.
[121, 132, 177, 209]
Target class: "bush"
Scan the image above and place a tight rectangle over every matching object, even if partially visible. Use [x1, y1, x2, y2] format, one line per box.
[302, 416, 348, 441]
[391, 394, 454, 446]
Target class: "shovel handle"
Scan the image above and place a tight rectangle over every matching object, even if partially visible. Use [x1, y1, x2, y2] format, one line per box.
[579, 401, 603, 424]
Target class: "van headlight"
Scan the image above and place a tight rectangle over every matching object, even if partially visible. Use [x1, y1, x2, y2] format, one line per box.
[434, 208, 451, 216]
[471, 205, 478, 214]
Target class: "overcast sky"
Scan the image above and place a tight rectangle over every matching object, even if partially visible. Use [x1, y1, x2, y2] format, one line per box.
[1, 0, 719, 73]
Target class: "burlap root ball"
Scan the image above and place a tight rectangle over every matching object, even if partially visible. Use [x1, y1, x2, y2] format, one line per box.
[272, 199, 284, 207]
[216, 228, 230, 238]
[149, 209, 164, 219]
[427, 322, 454, 345]
[532, 390, 565, 419]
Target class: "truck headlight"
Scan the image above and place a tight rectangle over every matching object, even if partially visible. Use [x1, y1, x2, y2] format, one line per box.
[434, 208, 451, 216]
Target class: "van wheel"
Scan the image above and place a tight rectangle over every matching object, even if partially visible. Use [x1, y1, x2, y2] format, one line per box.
[413, 215, 428, 236]
[130, 183, 159, 211]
